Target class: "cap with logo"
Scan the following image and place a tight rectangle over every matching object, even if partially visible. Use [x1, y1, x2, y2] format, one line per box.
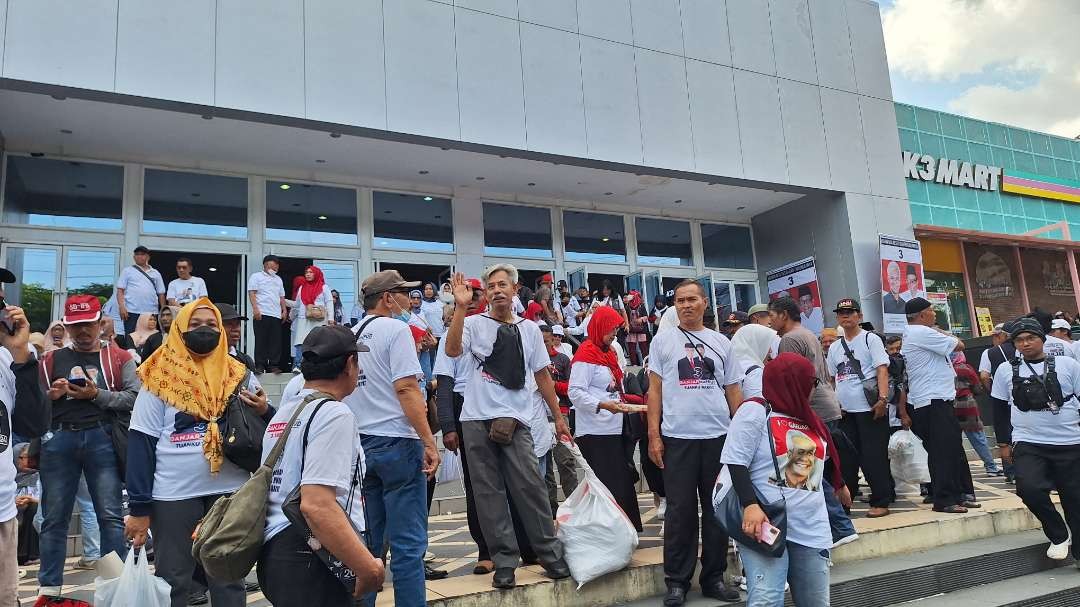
[904, 297, 932, 315]
[215, 303, 247, 322]
[362, 270, 421, 297]
[747, 303, 769, 316]
[1051, 319, 1071, 331]
[834, 298, 861, 313]
[0, 267, 14, 284]
[722, 311, 750, 326]
[302, 324, 369, 358]
[62, 294, 102, 324]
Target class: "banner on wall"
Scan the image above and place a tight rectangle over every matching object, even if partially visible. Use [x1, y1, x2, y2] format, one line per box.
[880, 235, 927, 334]
[766, 256, 824, 335]
[975, 307, 995, 336]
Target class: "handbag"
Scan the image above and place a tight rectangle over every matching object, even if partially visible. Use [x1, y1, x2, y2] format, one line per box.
[282, 398, 364, 591]
[220, 371, 269, 473]
[305, 305, 326, 321]
[712, 398, 788, 558]
[839, 333, 892, 407]
[192, 392, 332, 582]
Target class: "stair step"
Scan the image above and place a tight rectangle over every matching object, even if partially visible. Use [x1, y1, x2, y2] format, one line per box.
[889, 567, 1080, 607]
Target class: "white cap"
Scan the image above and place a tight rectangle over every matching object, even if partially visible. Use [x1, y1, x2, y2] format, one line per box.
[992, 323, 1005, 333]
[1051, 319, 1071, 331]
[551, 324, 565, 336]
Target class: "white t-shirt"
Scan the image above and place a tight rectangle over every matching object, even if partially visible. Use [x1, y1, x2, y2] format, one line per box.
[459, 314, 549, 426]
[166, 276, 208, 306]
[281, 373, 305, 403]
[900, 324, 958, 408]
[1044, 335, 1077, 361]
[650, 327, 744, 439]
[528, 392, 555, 457]
[556, 342, 573, 359]
[419, 300, 447, 338]
[826, 330, 889, 413]
[433, 337, 469, 395]
[978, 349, 992, 375]
[991, 354, 1080, 446]
[345, 316, 424, 438]
[116, 265, 166, 314]
[128, 375, 263, 500]
[568, 362, 623, 437]
[512, 296, 525, 316]
[0, 347, 19, 523]
[248, 271, 285, 319]
[264, 389, 367, 542]
[718, 402, 830, 550]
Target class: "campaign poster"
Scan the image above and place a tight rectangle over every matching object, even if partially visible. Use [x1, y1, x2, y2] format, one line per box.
[766, 256, 824, 335]
[767, 415, 826, 492]
[880, 234, 926, 334]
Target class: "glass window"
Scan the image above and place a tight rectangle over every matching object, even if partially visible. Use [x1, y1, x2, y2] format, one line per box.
[314, 260, 356, 323]
[1035, 154, 1055, 176]
[895, 105, 917, 130]
[1031, 133, 1052, 156]
[899, 129, 919, 151]
[482, 202, 552, 258]
[1051, 137, 1073, 160]
[144, 169, 247, 238]
[372, 192, 453, 252]
[920, 135, 945, 158]
[2, 247, 58, 332]
[701, 223, 754, 269]
[734, 283, 757, 312]
[968, 142, 991, 165]
[1015, 152, 1036, 173]
[267, 181, 358, 245]
[3, 156, 122, 230]
[1009, 128, 1031, 151]
[636, 218, 692, 266]
[563, 211, 626, 263]
[944, 138, 967, 160]
[939, 113, 964, 138]
[1055, 159, 1077, 181]
[914, 108, 940, 134]
[964, 118, 988, 143]
[988, 123, 1009, 147]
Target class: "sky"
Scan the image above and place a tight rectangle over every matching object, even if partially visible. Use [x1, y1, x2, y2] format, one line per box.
[878, 0, 1080, 139]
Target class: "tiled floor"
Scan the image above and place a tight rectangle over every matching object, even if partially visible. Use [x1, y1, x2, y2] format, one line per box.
[16, 461, 1017, 606]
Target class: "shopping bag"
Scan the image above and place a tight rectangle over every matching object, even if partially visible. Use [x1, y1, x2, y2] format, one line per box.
[555, 439, 639, 588]
[93, 549, 171, 607]
[888, 429, 931, 494]
[437, 447, 463, 484]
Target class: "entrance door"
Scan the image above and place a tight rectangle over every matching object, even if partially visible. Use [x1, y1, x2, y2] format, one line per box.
[645, 271, 661, 306]
[568, 266, 588, 294]
[1, 244, 120, 332]
[151, 250, 245, 308]
[696, 273, 715, 328]
[626, 271, 643, 298]
[711, 274, 760, 316]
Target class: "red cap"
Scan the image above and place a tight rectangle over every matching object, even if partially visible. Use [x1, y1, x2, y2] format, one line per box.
[540, 273, 553, 284]
[62, 294, 102, 324]
[466, 278, 483, 290]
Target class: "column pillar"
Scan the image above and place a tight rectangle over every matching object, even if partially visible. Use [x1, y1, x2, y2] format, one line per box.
[957, 240, 980, 336]
[1013, 246, 1031, 313]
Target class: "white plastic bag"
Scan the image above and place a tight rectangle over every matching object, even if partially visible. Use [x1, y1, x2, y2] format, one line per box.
[555, 440, 639, 588]
[437, 447, 463, 484]
[94, 549, 171, 607]
[888, 429, 931, 494]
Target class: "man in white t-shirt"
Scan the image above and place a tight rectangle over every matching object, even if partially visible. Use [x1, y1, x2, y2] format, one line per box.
[825, 298, 893, 518]
[165, 257, 208, 306]
[444, 264, 572, 590]
[114, 245, 166, 335]
[990, 318, 1080, 561]
[0, 268, 50, 605]
[646, 280, 744, 605]
[247, 254, 287, 374]
[900, 297, 974, 513]
[550, 324, 573, 358]
[346, 270, 439, 607]
[259, 325, 385, 605]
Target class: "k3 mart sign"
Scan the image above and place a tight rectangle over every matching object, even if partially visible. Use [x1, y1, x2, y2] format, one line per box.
[902, 151, 1002, 191]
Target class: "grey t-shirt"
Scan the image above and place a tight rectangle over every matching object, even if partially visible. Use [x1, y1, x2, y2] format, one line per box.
[778, 326, 842, 422]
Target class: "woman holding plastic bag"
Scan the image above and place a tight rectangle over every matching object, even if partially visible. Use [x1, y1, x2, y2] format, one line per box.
[717, 354, 849, 607]
[568, 306, 644, 531]
[95, 550, 170, 607]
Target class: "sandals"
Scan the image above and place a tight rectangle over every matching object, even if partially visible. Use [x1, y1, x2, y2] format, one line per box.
[933, 505, 969, 514]
[473, 560, 495, 575]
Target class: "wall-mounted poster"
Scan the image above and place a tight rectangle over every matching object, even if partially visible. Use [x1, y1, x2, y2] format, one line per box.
[766, 256, 824, 335]
[880, 235, 926, 334]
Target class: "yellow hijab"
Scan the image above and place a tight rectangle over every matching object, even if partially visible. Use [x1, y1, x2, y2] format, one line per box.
[138, 297, 247, 474]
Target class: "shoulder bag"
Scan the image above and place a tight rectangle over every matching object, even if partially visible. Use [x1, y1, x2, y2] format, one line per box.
[221, 371, 269, 473]
[839, 333, 892, 407]
[713, 397, 788, 557]
[192, 392, 333, 581]
[130, 265, 160, 293]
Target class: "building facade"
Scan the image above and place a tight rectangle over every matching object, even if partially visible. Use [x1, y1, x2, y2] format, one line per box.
[899, 103, 1080, 337]
[0, 0, 908, 341]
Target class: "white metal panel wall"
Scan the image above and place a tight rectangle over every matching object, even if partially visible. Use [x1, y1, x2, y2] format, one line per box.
[630, 0, 684, 55]
[808, 0, 857, 92]
[636, 49, 693, 170]
[686, 61, 743, 178]
[779, 80, 830, 190]
[4, 0, 117, 90]
[820, 88, 871, 194]
[860, 96, 908, 199]
[304, 0, 386, 129]
[580, 37, 642, 165]
[520, 24, 587, 158]
[455, 8, 526, 149]
[846, 0, 894, 100]
[770, 0, 817, 85]
[727, 0, 775, 76]
[518, 0, 578, 32]
[384, 0, 460, 141]
[578, 0, 633, 44]
[455, 0, 517, 19]
[681, 0, 731, 66]
[734, 71, 787, 183]
[215, 0, 305, 117]
[115, 0, 215, 105]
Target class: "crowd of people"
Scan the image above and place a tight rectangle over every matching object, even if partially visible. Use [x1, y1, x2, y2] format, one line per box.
[2, 242, 1080, 607]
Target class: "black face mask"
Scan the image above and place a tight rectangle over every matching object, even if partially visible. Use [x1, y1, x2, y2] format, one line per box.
[182, 327, 220, 355]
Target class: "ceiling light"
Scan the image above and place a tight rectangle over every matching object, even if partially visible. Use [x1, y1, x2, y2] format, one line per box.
[329, 132, 342, 138]
[602, 237, 610, 242]
[317, 215, 328, 220]
[201, 115, 213, 120]
[423, 196, 433, 201]
[279, 184, 291, 190]
[59, 129, 73, 135]
[209, 267, 218, 272]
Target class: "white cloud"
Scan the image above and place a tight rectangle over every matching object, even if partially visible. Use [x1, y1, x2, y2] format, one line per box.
[883, 0, 1080, 137]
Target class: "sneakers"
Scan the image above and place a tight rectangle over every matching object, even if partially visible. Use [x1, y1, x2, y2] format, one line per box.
[73, 558, 98, 570]
[832, 533, 860, 548]
[657, 498, 667, 521]
[1048, 532, 1072, 560]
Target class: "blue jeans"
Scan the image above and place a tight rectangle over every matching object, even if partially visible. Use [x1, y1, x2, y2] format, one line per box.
[965, 430, 1001, 472]
[358, 435, 428, 607]
[38, 426, 126, 587]
[823, 477, 856, 543]
[738, 541, 830, 607]
[34, 476, 102, 559]
[418, 348, 434, 383]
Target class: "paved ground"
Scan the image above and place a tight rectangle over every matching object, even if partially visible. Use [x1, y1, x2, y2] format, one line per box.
[16, 461, 1013, 606]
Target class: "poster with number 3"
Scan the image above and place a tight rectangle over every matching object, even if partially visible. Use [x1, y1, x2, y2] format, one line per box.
[880, 234, 926, 334]
[766, 257, 824, 335]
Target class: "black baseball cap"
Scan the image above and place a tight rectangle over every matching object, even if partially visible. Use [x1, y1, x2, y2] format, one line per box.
[262, 254, 280, 265]
[215, 303, 247, 322]
[0, 267, 14, 284]
[834, 298, 861, 313]
[302, 325, 369, 358]
[904, 297, 932, 315]
[133, 245, 151, 254]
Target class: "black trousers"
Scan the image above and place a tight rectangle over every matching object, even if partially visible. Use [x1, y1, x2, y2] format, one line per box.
[151, 495, 245, 607]
[992, 398, 1013, 444]
[252, 316, 281, 371]
[258, 525, 353, 607]
[661, 436, 727, 590]
[577, 434, 643, 531]
[452, 392, 490, 562]
[640, 436, 665, 497]
[909, 400, 971, 509]
[838, 411, 895, 507]
[1013, 442, 1080, 555]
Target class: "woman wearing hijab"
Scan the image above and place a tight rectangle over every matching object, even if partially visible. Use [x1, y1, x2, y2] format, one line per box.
[139, 305, 178, 363]
[719, 353, 850, 606]
[624, 290, 650, 366]
[731, 324, 778, 399]
[129, 313, 159, 350]
[44, 321, 68, 352]
[650, 294, 669, 334]
[568, 306, 644, 531]
[290, 265, 334, 372]
[125, 298, 273, 607]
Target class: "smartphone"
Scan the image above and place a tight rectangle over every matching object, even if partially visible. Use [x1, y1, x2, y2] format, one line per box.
[68, 367, 88, 387]
[0, 298, 15, 336]
[758, 521, 781, 546]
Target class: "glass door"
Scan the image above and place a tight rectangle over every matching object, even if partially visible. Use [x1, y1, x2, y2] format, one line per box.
[645, 271, 661, 306]
[626, 271, 643, 298]
[568, 266, 588, 293]
[710, 274, 761, 317]
[696, 273, 715, 328]
[0, 245, 120, 332]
